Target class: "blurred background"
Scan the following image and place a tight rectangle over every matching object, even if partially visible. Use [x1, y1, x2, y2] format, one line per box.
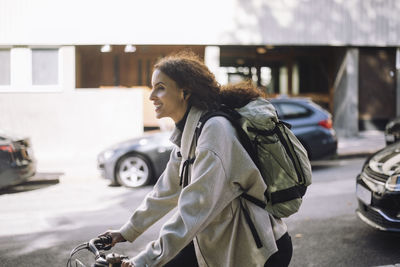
[0, 0, 399, 180]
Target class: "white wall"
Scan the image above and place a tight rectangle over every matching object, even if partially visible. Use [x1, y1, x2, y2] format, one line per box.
[0, 89, 144, 179]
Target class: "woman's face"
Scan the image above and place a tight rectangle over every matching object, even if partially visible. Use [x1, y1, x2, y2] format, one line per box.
[150, 69, 189, 123]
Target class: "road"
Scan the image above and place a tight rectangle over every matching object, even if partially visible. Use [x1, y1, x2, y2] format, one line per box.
[286, 158, 400, 266]
[0, 157, 399, 266]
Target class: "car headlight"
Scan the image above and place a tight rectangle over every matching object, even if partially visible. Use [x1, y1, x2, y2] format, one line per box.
[361, 174, 385, 194]
[385, 174, 400, 191]
[103, 150, 115, 160]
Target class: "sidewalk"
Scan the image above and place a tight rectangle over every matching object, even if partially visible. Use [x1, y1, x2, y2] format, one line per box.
[336, 130, 386, 159]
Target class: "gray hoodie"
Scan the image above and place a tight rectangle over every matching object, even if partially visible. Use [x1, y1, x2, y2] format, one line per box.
[120, 106, 287, 267]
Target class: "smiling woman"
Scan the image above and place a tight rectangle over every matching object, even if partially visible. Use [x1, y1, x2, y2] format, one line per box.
[99, 51, 293, 267]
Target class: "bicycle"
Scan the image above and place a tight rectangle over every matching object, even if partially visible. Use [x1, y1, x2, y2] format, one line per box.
[67, 235, 129, 267]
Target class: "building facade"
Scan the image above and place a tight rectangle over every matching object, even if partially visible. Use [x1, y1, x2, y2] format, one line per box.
[0, 0, 399, 175]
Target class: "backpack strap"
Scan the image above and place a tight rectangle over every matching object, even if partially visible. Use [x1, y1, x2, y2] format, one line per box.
[240, 199, 263, 248]
[270, 184, 307, 204]
[179, 157, 195, 187]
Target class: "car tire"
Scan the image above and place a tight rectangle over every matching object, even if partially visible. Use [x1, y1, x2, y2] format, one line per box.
[115, 153, 153, 188]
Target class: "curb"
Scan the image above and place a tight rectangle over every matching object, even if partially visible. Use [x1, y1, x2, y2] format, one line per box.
[23, 172, 64, 185]
[335, 152, 374, 160]
[310, 152, 373, 167]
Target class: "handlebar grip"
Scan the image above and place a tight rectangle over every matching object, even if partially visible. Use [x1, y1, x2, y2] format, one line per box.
[98, 235, 112, 246]
[88, 235, 113, 256]
[94, 235, 113, 251]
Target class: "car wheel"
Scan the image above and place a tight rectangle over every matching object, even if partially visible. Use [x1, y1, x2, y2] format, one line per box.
[115, 154, 153, 188]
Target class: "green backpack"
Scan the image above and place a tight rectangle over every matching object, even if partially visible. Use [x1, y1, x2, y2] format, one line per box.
[195, 97, 312, 218]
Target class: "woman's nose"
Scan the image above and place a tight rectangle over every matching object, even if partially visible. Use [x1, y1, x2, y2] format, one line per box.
[149, 89, 156, 100]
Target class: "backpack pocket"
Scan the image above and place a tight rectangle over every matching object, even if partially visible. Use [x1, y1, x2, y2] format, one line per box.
[255, 135, 299, 189]
[247, 125, 310, 218]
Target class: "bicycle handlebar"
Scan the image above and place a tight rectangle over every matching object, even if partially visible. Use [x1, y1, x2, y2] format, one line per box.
[88, 235, 112, 258]
[67, 235, 128, 267]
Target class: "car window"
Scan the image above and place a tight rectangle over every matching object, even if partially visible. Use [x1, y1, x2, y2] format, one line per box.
[276, 103, 312, 119]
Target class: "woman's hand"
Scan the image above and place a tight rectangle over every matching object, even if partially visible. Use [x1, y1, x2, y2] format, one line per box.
[99, 229, 126, 247]
[121, 259, 135, 267]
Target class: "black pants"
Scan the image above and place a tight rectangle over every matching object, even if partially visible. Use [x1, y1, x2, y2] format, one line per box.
[163, 241, 199, 267]
[163, 233, 292, 267]
[265, 232, 293, 267]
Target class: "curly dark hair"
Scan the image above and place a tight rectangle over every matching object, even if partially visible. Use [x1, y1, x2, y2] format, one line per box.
[220, 80, 265, 108]
[154, 51, 220, 111]
[154, 51, 265, 110]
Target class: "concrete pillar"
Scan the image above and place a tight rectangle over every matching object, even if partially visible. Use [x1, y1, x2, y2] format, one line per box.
[333, 48, 359, 137]
[279, 66, 288, 95]
[292, 63, 299, 95]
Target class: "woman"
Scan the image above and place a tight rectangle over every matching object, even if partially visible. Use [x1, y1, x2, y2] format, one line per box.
[102, 51, 292, 267]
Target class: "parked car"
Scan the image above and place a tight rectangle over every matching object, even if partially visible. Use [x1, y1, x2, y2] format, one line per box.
[97, 97, 337, 188]
[97, 131, 173, 188]
[356, 142, 400, 232]
[269, 97, 337, 160]
[0, 130, 36, 189]
[384, 117, 400, 145]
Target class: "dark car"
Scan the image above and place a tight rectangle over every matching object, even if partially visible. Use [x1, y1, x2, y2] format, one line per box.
[269, 97, 337, 160]
[356, 142, 400, 232]
[0, 130, 36, 189]
[384, 117, 400, 145]
[98, 97, 337, 187]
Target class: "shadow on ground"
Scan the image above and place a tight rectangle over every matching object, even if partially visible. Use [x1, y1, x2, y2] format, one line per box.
[0, 172, 63, 195]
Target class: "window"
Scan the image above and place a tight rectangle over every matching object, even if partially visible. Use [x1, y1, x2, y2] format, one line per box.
[277, 103, 312, 119]
[32, 49, 58, 85]
[0, 49, 10, 85]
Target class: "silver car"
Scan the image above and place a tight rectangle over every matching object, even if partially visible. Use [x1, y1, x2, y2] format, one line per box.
[97, 131, 173, 188]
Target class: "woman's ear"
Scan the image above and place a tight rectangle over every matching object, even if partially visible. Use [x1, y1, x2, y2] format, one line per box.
[183, 90, 190, 100]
